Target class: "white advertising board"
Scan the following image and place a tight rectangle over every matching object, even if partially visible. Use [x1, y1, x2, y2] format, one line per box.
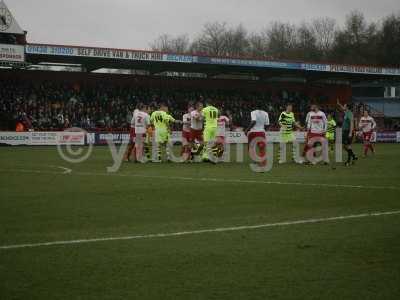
[0, 44, 24, 62]
[0, 131, 85, 145]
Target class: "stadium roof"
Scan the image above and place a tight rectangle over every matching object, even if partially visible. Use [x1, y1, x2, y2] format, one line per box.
[14, 43, 400, 84]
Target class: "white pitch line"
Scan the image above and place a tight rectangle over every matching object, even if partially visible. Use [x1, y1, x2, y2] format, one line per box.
[1, 210, 400, 250]
[2, 167, 400, 191]
[110, 173, 400, 191]
[44, 165, 72, 174]
[56, 170, 400, 191]
[53, 165, 72, 174]
[1, 166, 72, 175]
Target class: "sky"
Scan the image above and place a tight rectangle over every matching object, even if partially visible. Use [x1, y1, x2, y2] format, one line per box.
[6, 0, 400, 50]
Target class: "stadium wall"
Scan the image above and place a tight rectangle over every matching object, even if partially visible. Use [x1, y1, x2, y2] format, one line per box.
[1, 131, 399, 146]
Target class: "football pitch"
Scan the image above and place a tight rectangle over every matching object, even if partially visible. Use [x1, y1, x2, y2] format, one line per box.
[1, 144, 400, 299]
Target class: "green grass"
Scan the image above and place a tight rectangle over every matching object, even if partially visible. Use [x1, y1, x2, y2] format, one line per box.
[1, 144, 400, 299]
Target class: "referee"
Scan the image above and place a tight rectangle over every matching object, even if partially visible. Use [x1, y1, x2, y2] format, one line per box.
[337, 99, 358, 166]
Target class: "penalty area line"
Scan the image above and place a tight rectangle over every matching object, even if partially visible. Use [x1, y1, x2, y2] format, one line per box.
[1, 210, 400, 250]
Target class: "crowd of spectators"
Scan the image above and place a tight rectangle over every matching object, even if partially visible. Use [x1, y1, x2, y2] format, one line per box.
[0, 79, 314, 131]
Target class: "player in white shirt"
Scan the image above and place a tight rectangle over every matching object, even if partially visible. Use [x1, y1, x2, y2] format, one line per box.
[359, 110, 377, 156]
[134, 105, 151, 161]
[190, 102, 204, 140]
[217, 114, 230, 140]
[134, 109, 150, 136]
[126, 103, 150, 161]
[182, 104, 194, 160]
[124, 107, 140, 162]
[305, 106, 328, 135]
[189, 102, 204, 157]
[213, 112, 230, 158]
[303, 104, 328, 164]
[245, 109, 270, 167]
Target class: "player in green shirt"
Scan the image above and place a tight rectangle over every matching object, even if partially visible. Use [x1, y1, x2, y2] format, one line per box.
[278, 104, 303, 164]
[201, 100, 219, 162]
[150, 103, 180, 162]
[326, 113, 337, 151]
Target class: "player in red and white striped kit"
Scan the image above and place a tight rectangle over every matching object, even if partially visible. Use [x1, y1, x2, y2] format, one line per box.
[133, 104, 150, 162]
[245, 109, 270, 167]
[303, 104, 328, 164]
[214, 113, 230, 157]
[124, 107, 140, 161]
[189, 102, 204, 157]
[359, 110, 377, 156]
[182, 104, 194, 160]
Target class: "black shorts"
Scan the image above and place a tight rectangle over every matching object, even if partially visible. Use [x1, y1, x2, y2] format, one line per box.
[342, 130, 353, 145]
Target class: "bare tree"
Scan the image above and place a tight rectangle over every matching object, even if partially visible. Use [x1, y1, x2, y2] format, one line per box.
[295, 22, 319, 60]
[312, 17, 337, 57]
[247, 31, 272, 58]
[265, 22, 296, 59]
[332, 11, 373, 63]
[345, 11, 369, 46]
[170, 34, 190, 53]
[224, 24, 250, 56]
[150, 12, 400, 66]
[191, 22, 229, 56]
[150, 34, 170, 51]
[150, 34, 190, 53]
[378, 14, 400, 66]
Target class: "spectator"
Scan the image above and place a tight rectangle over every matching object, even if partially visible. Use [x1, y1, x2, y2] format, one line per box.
[0, 78, 348, 131]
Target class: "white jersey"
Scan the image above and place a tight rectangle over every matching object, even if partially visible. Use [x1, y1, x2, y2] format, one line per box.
[134, 111, 150, 134]
[130, 109, 140, 129]
[306, 110, 327, 134]
[359, 116, 376, 133]
[190, 110, 203, 130]
[182, 113, 191, 132]
[250, 110, 269, 132]
[217, 115, 230, 137]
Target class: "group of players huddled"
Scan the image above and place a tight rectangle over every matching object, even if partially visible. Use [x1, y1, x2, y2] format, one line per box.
[124, 98, 377, 167]
[124, 99, 231, 163]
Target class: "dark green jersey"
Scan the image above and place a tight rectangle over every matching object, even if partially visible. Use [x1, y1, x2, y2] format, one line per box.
[343, 110, 353, 131]
[279, 111, 295, 134]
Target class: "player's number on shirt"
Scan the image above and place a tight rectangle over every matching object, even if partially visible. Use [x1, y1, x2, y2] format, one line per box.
[209, 110, 217, 119]
[155, 115, 163, 122]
